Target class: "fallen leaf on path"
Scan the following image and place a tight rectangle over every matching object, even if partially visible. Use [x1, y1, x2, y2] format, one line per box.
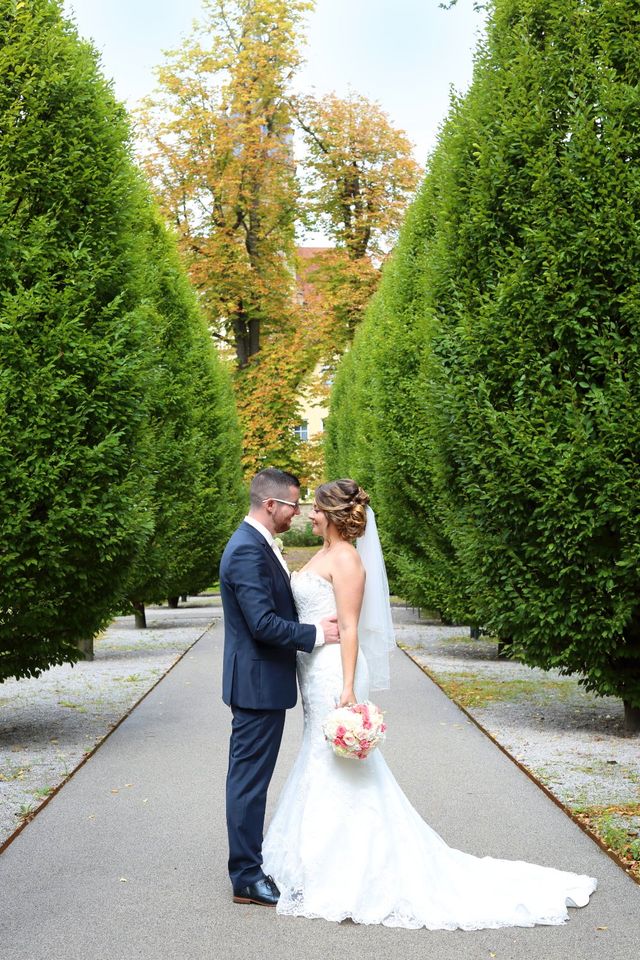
[596, 926, 608, 931]
[119, 877, 128, 883]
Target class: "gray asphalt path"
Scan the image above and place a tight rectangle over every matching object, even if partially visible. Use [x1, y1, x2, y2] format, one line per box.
[1, 607, 639, 960]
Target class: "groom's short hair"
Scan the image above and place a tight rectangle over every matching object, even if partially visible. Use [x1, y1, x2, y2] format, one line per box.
[250, 467, 300, 508]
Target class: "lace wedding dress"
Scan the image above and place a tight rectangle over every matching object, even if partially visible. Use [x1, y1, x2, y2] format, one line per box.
[262, 570, 597, 930]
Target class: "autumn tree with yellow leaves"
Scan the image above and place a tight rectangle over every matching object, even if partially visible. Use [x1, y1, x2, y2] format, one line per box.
[139, 0, 319, 471]
[139, 0, 310, 368]
[294, 91, 421, 351]
[138, 0, 419, 473]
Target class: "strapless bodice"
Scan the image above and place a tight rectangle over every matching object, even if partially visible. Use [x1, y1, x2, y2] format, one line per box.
[290, 568, 369, 730]
[291, 569, 337, 622]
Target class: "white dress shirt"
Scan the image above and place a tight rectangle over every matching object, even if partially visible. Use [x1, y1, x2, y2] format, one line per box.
[243, 516, 324, 647]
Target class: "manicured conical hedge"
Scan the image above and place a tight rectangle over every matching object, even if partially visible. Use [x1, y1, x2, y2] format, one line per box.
[125, 213, 244, 613]
[425, 0, 640, 724]
[327, 0, 640, 725]
[325, 151, 472, 621]
[0, 0, 157, 678]
[0, 0, 244, 676]
[324, 297, 380, 497]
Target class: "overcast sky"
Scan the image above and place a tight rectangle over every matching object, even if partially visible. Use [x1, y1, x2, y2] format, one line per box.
[62, 0, 486, 167]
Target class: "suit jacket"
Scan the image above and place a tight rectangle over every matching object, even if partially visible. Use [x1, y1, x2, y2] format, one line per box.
[219, 521, 316, 710]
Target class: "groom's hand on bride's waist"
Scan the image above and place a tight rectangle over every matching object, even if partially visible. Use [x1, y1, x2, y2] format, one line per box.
[318, 616, 340, 645]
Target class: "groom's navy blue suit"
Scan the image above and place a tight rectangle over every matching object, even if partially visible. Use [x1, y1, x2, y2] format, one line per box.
[220, 520, 316, 890]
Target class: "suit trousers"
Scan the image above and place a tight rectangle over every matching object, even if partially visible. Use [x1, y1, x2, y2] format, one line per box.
[226, 705, 286, 889]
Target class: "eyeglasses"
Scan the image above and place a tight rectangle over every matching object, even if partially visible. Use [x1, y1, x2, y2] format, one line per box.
[263, 497, 300, 509]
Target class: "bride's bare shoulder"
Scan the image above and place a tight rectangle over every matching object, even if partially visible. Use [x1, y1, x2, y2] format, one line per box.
[331, 541, 364, 578]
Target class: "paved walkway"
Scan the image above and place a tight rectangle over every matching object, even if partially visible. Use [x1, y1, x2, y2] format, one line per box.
[1, 601, 639, 960]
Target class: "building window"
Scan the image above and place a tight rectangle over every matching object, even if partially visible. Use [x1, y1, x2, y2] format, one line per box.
[294, 421, 308, 442]
[320, 363, 334, 387]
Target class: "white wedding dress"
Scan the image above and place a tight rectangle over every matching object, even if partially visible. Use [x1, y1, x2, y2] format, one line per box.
[262, 570, 597, 930]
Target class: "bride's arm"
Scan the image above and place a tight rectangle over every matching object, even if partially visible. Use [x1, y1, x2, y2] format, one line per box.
[331, 548, 365, 707]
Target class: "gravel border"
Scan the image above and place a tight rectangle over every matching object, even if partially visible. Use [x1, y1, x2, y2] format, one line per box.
[393, 605, 640, 882]
[0, 598, 220, 850]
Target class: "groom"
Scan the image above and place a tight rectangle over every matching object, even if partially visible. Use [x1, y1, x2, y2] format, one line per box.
[219, 467, 339, 907]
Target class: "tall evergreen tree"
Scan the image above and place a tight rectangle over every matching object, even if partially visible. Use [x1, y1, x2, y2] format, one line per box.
[126, 214, 244, 622]
[325, 175, 469, 619]
[324, 313, 378, 493]
[0, 0, 156, 679]
[368, 179, 470, 620]
[423, 0, 640, 728]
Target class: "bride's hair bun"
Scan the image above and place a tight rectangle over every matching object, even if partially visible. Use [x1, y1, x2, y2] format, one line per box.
[314, 479, 370, 540]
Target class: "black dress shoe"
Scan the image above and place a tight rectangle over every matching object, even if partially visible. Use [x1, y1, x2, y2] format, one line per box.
[233, 875, 280, 906]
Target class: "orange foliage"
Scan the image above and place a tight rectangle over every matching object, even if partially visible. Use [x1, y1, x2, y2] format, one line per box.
[136, 6, 420, 474]
[137, 0, 312, 368]
[295, 91, 422, 261]
[293, 91, 422, 350]
[234, 294, 318, 474]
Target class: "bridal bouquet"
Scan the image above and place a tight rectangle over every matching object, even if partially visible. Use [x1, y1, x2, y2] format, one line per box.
[322, 701, 386, 760]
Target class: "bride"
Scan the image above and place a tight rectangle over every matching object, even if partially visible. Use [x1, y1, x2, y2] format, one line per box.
[262, 478, 597, 930]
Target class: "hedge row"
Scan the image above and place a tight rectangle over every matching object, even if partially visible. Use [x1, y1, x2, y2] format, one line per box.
[326, 0, 640, 723]
[0, 0, 244, 680]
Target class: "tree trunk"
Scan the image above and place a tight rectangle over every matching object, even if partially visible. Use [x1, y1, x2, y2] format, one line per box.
[132, 600, 146, 629]
[248, 315, 260, 358]
[497, 637, 512, 659]
[235, 338, 249, 367]
[168, 596, 179, 609]
[232, 300, 261, 367]
[76, 635, 94, 661]
[233, 309, 250, 368]
[623, 700, 640, 734]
